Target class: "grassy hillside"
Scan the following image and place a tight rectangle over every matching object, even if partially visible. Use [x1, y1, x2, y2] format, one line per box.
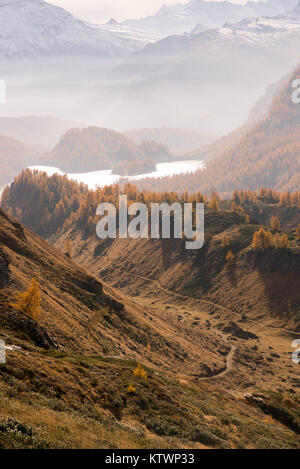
[59, 208, 300, 332]
[0, 208, 300, 449]
[2, 172, 300, 328]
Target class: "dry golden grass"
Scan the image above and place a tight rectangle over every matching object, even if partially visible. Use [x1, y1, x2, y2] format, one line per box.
[0, 209, 300, 449]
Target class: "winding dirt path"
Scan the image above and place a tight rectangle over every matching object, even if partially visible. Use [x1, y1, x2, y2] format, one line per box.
[102, 266, 300, 337]
[106, 267, 231, 313]
[100, 267, 239, 380]
[99, 265, 300, 381]
[199, 345, 237, 381]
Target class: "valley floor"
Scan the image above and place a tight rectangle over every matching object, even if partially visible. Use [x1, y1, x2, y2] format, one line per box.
[0, 206, 300, 449]
[100, 267, 300, 396]
[1, 268, 300, 449]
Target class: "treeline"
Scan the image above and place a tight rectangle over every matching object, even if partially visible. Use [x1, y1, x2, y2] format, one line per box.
[1, 169, 206, 237]
[252, 228, 289, 251]
[231, 188, 300, 208]
[1, 170, 88, 236]
[2, 170, 300, 243]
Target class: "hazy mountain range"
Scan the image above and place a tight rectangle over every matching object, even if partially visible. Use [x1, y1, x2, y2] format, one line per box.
[0, 0, 298, 59]
[126, 127, 216, 155]
[107, 1, 300, 133]
[0, 116, 80, 148]
[124, 0, 298, 37]
[1, 0, 300, 138]
[143, 2, 300, 55]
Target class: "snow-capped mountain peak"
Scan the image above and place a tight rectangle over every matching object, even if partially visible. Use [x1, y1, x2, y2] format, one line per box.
[142, 3, 300, 58]
[123, 0, 299, 37]
[0, 0, 158, 59]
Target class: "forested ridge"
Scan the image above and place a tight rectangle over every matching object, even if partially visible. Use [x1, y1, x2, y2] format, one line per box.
[134, 65, 300, 196]
[2, 170, 300, 248]
[45, 127, 172, 175]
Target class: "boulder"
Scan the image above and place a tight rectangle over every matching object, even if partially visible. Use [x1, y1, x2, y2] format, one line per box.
[223, 322, 258, 340]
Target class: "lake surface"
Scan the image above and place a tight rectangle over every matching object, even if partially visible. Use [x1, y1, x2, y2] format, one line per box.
[27, 160, 205, 190]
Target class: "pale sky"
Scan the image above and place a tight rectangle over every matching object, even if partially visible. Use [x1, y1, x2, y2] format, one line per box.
[48, 0, 253, 23]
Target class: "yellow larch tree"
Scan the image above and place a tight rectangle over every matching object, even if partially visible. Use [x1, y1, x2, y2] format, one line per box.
[133, 364, 148, 380]
[279, 234, 289, 249]
[10, 278, 42, 321]
[231, 202, 237, 213]
[64, 239, 73, 258]
[270, 216, 280, 231]
[252, 228, 273, 251]
[226, 250, 235, 263]
[209, 197, 220, 211]
[273, 233, 281, 250]
[221, 234, 230, 247]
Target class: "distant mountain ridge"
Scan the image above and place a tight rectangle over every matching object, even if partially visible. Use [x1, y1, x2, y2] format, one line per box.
[0, 134, 41, 186]
[124, 0, 298, 37]
[1, 0, 298, 59]
[0, 116, 81, 148]
[126, 127, 216, 156]
[143, 4, 300, 55]
[111, 2, 300, 135]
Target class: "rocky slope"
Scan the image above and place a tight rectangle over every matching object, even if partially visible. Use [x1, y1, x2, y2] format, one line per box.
[0, 207, 124, 351]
